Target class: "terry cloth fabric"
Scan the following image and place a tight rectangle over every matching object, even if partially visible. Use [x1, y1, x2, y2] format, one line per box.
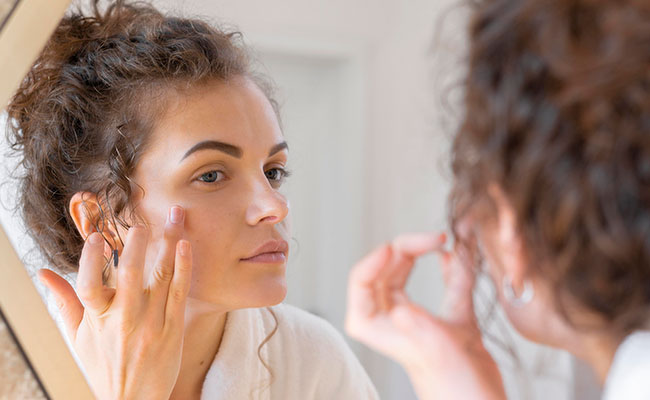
[602, 330, 650, 400]
[200, 303, 379, 400]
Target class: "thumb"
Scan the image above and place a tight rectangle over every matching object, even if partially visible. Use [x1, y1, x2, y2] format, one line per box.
[38, 269, 84, 341]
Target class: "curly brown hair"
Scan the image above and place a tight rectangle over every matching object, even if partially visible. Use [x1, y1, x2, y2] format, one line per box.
[5, 0, 281, 388]
[6, 0, 278, 282]
[451, 0, 650, 337]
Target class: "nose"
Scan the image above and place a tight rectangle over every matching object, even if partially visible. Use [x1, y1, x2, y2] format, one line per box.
[245, 180, 289, 226]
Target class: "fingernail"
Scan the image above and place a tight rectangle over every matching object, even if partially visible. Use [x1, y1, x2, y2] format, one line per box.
[89, 232, 103, 245]
[170, 206, 184, 224]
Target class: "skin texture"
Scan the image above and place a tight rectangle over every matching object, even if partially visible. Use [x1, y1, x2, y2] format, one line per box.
[345, 189, 619, 399]
[38, 77, 291, 399]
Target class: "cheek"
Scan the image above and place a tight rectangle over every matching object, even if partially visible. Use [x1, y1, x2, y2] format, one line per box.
[186, 206, 238, 265]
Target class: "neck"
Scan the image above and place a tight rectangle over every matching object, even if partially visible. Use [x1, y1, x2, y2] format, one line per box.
[563, 327, 623, 385]
[169, 297, 229, 400]
[522, 284, 624, 385]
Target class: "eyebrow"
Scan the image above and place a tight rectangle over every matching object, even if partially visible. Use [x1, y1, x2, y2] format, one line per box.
[269, 142, 289, 157]
[179, 140, 288, 162]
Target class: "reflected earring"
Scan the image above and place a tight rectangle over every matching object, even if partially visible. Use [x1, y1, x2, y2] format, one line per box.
[502, 276, 533, 307]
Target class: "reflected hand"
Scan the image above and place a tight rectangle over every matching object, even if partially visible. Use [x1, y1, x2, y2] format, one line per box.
[38, 206, 192, 400]
[345, 232, 506, 400]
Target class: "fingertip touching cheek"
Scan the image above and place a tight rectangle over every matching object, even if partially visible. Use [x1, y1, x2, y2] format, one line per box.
[129, 77, 292, 311]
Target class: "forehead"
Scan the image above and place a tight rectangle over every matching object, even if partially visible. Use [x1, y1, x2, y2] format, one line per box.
[145, 77, 283, 160]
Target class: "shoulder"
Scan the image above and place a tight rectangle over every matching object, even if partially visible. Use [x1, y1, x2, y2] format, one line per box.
[264, 303, 379, 399]
[265, 303, 352, 358]
[603, 331, 650, 400]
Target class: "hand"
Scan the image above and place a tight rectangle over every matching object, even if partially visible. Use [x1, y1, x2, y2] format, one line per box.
[38, 205, 192, 400]
[345, 232, 506, 400]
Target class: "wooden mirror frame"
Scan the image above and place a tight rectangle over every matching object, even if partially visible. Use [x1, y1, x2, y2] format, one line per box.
[0, 0, 95, 398]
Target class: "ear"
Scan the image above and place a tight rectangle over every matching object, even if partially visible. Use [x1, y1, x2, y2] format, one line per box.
[68, 191, 123, 259]
[486, 183, 528, 289]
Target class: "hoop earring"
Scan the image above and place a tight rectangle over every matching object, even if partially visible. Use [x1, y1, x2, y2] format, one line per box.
[502, 276, 534, 307]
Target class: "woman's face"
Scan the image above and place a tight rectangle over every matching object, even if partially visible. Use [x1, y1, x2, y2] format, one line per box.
[126, 77, 290, 311]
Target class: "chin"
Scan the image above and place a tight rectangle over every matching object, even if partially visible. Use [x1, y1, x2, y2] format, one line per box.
[242, 275, 288, 308]
[262, 283, 287, 306]
[194, 262, 289, 309]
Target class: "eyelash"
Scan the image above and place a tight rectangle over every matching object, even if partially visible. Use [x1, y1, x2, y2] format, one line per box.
[196, 167, 292, 187]
[265, 167, 292, 187]
[197, 170, 225, 184]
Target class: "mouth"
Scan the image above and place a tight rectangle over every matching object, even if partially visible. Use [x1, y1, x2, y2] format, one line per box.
[240, 240, 289, 264]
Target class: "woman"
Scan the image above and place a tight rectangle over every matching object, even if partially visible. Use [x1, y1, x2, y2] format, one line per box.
[6, 1, 378, 399]
[346, 0, 650, 399]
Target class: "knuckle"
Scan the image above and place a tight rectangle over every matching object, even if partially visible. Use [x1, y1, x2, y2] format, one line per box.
[176, 260, 191, 274]
[170, 286, 187, 303]
[153, 264, 174, 282]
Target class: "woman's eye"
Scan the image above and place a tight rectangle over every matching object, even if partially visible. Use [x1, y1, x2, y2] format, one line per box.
[197, 170, 224, 183]
[265, 167, 291, 186]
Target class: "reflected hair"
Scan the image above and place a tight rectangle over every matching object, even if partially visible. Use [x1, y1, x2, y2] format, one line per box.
[451, 0, 650, 337]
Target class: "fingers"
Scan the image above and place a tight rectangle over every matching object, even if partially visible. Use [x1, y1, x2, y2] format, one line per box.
[349, 232, 445, 289]
[375, 233, 446, 311]
[346, 232, 445, 323]
[114, 225, 149, 309]
[392, 232, 447, 257]
[76, 232, 114, 315]
[348, 244, 393, 288]
[383, 232, 447, 289]
[347, 244, 393, 325]
[163, 240, 192, 333]
[438, 246, 478, 327]
[148, 206, 185, 290]
[38, 269, 84, 341]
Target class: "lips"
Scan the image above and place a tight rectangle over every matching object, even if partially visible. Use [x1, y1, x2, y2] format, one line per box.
[241, 240, 289, 263]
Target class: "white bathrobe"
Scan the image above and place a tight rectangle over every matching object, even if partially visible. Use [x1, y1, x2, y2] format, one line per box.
[602, 330, 650, 400]
[200, 303, 379, 400]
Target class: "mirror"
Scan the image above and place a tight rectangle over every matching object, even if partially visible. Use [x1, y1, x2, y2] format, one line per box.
[0, 1, 597, 399]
